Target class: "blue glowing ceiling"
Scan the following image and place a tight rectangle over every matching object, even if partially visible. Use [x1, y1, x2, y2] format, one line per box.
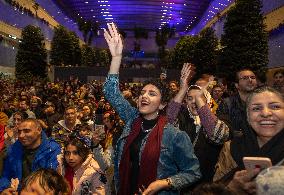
[54, 0, 212, 32]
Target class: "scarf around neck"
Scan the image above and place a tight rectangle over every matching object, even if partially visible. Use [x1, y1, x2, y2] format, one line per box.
[118, 115, 167, 195]
[231, 127, 284, 169]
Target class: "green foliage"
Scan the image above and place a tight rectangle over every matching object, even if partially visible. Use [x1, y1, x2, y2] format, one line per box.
[96, 49, 111, 67]
[81, 45, 111, 67]
[155, 24, 175, 66]
[219, 0, 268, 82]
[194, 27, 219, 75]
[170, 35, 199, 69]
[81, 45, 95, 67]
[50, 25, 81, 66]
[15, 25, 47, 81]
[69, 31, 82, 66]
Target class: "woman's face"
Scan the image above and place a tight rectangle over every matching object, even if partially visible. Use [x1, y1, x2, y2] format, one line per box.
[186, 89, 205, 116]
[169, 82, 178, 92]
[248, 91, 284, 142]
[138, 84, 162, 120]
[64, 144, 84, 171]
[13, 114, 22, 127]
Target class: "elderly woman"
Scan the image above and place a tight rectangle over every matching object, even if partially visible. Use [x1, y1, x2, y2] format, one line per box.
[103, 23, 201, 195]
[214, 86, 284, 194]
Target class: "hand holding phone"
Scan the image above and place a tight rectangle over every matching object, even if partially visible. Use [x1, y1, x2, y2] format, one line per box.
[243, 157, 272, 172]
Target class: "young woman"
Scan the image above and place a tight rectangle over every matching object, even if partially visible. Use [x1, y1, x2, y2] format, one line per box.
[103, 23, 201, 195]
[166, 64, 230, 188]
[57, 137, 106, 195]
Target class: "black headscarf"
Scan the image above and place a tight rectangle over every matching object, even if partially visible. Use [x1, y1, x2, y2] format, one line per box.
[231, 127, 284, 169]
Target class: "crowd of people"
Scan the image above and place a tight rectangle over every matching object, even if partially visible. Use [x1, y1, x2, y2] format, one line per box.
[0, 23, 283, 195]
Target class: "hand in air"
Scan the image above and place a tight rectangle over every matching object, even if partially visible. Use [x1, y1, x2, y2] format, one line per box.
[103, 23, 123, 57]
[180, 63, 195, 90]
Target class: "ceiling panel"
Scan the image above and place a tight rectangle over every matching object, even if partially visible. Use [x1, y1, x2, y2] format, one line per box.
[54, 0, 212, 33]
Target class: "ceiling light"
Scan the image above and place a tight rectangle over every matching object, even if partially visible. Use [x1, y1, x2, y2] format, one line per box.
[85, 1, 88, 3]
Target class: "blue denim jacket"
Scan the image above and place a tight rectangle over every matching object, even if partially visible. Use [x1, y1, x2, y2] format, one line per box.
[103, 74, 201, 194]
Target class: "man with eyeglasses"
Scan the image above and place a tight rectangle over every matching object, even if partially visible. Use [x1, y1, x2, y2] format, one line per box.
[217, 69, 257, 136]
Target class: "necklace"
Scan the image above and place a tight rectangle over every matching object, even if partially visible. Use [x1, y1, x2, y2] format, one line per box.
[141, 122, 157, 133]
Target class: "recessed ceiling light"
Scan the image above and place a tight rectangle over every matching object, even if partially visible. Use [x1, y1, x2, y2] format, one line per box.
[85, 1, 88, 3]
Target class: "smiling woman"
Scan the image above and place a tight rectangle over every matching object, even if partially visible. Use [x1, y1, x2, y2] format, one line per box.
[214, 86, 284, 194]
[247, 87, 284, 147]
[103, 23, 201, 195]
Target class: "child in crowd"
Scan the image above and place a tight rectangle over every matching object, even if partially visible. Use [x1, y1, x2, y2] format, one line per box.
[57, 137, 106, 195]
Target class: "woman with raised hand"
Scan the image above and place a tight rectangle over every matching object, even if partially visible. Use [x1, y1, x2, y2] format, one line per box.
[167, 64, 230, 187]
[103, 23, 201, 195]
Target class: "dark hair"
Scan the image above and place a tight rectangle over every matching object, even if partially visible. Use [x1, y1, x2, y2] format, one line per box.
[192, 183, 236, 195]
[274, 70, 284, 77]
[187, 85, 202, 93]
[75, 123, 93, 132]
[21, 168, 70, 195]
[143, 79, 170, 104]
[212, 84, 223, 90]
[64, 138, 91, 162]
[235, 68, 255, 83]
[64, 106, 76, 113]
[246, 86, 283, 113]
[21, 118, 42, 131]
[13, 111, 28, 120]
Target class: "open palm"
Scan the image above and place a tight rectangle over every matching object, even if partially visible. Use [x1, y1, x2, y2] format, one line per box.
[104, 23, 123, 57]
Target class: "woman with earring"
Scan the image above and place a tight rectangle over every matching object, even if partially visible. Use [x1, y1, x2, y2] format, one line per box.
[103, 23, 201, 195]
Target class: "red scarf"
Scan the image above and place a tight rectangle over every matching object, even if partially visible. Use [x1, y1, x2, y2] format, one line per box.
[118, 115, 167, 195]
[64, 165, 74, 194]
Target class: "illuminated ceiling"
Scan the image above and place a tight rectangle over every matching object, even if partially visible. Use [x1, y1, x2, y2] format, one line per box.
[54, 0, 213, 33]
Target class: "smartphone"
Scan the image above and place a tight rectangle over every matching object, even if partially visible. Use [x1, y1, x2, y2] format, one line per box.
[243, 157, 272, 172]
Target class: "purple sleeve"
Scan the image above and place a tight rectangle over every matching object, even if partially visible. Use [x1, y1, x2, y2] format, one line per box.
[167, 100, 183, 124]
[197, 104, 217, 136]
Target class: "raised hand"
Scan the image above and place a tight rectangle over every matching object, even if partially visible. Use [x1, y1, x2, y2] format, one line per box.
[180, 63, 195, 90]
[104, 23, 123, 57]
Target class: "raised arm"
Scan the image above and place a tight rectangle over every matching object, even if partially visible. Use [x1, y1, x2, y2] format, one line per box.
[167, 63, 195, 124]
[103, 23, 123, 74]
[194, 86, 230, 144]
[103, 23, 138, 122]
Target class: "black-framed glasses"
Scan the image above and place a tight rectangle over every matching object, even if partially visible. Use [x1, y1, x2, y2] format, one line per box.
[239, 76, 256, 81]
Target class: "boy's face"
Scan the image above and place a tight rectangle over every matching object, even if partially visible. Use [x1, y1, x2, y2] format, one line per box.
[79, 128, 90, 136]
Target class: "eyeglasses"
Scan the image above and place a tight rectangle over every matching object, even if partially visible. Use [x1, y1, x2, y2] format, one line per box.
[239, 76, 256, 81]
